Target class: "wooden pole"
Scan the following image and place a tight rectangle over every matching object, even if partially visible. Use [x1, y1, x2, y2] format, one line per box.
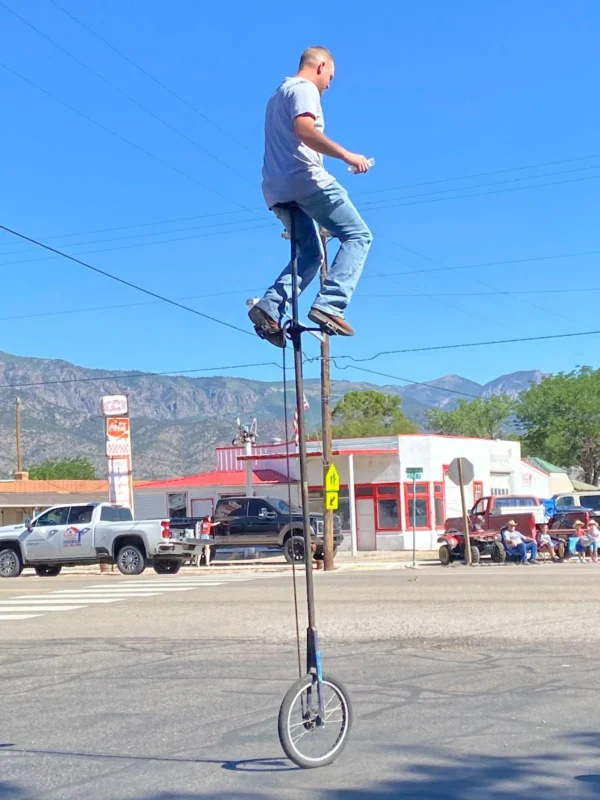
[15, 397, 23, 474]
[320, 230, 335, 571]
[458, 458, 473, 566]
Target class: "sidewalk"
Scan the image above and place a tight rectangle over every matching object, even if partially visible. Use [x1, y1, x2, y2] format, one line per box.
[48, 549, 440, 577]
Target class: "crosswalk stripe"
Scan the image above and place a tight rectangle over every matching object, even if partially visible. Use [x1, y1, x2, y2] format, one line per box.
[51, 592, 161, 598]
[0, 597, 122, 604]
[0, 605, 84, 612]
[0, 613, 43, 620]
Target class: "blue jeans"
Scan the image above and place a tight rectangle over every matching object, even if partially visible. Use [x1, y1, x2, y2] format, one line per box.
[508, 541, 538, 563]
[257, 181, 372, 322]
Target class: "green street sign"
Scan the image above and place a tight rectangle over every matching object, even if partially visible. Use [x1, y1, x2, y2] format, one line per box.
[406, 467, 423, 479]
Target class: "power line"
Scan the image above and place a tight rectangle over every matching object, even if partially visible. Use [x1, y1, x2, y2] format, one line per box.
[361, 286, 600, 299]
[362, 173, 600, 212]
[356, 153, 600, 197]
[328, 328, 600, 364]
[364, 248, 600, 280]
[0, 2, 254, 187]
[0, 208, 265, 251]
[0, 214, 273, 258]
[48, 0, 258, 158]
[0, 223, 256, 337]
[361, 165, 600, 208]
[0, 60, 248, 209]
[0, 158, 595, 252]
[0, 288, 259, 324]
[0, 360, 290, 391]
[331, 362, 482, 401]
[0, 220, 277, 269]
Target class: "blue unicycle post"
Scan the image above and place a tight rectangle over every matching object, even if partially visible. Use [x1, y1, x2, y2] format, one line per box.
[276, 203, 353, 769]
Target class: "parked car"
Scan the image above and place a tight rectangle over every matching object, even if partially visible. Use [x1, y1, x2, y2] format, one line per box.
[0, 502, 199, 578]
[552, 491, 600, 514]
[171, 496, 343, 564]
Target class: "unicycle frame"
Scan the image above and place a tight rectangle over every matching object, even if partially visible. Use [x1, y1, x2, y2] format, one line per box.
[283, 203, 326, 723]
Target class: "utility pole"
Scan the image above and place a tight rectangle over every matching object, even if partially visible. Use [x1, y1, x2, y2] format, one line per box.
[320, 230, 335, 571]
[15, 397, 23, 474]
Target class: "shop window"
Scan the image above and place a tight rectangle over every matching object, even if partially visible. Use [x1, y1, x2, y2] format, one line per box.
[404, 483, 431, 529]
[434, 482, 445, 528]
[375, 484, 401, 530]
[167, 493, 187, 519]
[356, 486, 374, 497]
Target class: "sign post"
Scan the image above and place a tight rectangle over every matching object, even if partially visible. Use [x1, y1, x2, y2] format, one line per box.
[448, 457, 475, 566]
[405, 468, 423, 569]
[101, 396, 134, 514]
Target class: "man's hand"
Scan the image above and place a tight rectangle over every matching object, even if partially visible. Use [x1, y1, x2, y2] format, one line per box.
[344, 152, 371, 174]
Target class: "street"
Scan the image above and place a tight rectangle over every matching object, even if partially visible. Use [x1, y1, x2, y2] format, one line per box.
[1, 565, 599, 799]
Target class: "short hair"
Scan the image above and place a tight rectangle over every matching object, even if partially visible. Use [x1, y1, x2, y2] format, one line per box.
[299, 46, 333, 70]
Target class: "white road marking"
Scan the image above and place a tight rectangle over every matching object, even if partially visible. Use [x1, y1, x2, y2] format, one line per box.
[0, 597, 122, 604]
[0, 605, 84, 612]
[0, 572, 263, 622]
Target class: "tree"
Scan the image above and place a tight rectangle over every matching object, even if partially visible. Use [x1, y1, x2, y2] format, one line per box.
[26, 457, 98, 480]
[516, 367, 600, 485]
[426, 394, 515, 439]
[331, 390, 418, 437]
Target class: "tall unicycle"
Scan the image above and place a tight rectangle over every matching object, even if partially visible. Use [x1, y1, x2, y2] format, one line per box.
[273, 202, 353, 768]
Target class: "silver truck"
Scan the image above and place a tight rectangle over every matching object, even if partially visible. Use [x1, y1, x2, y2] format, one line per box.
[0, 502, 200, 578]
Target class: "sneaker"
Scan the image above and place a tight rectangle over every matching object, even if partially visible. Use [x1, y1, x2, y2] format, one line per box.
[529, 559, 540, 565]
[308, 308, 355, 337]
[248, 305, 286, 348]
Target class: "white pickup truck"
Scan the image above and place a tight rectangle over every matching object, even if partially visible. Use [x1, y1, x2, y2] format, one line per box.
[0, 502, 201, 578]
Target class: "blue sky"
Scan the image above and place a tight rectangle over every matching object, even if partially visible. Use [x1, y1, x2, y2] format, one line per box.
[1, 0, 598, 393]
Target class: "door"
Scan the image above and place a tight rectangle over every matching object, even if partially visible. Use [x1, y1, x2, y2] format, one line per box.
[356, 498, 376, 551]
[60, 505, 95, 558]
[24, 506, 70, 561]
[246, 499, 279, 546]
[214, 498, 249, 545]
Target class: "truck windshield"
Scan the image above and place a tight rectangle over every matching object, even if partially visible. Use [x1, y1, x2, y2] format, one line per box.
[270, 499, 301, 514]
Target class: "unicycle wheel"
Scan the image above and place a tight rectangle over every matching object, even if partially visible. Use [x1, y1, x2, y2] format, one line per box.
[278, 672, 352, 768]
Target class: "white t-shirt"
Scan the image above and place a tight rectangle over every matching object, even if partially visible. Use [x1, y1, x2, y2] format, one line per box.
[262, 77, 335, 208]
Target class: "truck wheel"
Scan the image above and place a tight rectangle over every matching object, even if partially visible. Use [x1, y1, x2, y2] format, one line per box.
[491, 542, 507, 563]
[34, 565, 62, 577]
[153, 560, 181, 575]
[116, 544, 146, 576]
[0, 547, 23, 578]
[439, 544, 453, 566]
[284, 536, 305, 564]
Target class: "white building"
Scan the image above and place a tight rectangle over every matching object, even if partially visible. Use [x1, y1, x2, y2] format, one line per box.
[135, 434, 554, 551]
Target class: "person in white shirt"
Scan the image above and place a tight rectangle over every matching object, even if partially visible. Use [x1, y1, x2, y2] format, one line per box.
[502, 520, 539, 564]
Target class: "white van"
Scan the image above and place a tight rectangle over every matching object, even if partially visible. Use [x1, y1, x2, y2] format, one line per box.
[553, 491, 600, 513]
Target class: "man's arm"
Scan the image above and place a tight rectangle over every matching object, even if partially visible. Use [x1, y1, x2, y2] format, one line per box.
[294, 114, 370, 173]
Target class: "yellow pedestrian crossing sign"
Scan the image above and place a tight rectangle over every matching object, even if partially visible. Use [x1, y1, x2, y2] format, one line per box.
[325, 464, 340, 492]
[325, 491, 339, 510]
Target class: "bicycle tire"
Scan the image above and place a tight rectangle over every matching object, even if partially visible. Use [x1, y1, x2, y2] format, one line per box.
[278, 672, 352, 768]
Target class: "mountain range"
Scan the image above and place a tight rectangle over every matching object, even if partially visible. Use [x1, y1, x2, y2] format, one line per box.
[0, 350, 543, 479]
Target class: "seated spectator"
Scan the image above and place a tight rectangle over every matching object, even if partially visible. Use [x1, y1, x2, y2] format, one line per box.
[537, 522, 564, 561]
[501, 520, 539, 564]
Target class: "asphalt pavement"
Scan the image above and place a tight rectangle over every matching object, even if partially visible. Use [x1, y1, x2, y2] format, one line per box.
[1, 565, 599, 799]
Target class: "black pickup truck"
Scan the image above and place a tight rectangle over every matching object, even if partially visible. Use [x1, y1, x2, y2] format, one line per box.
[172, 496, 343, 563]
